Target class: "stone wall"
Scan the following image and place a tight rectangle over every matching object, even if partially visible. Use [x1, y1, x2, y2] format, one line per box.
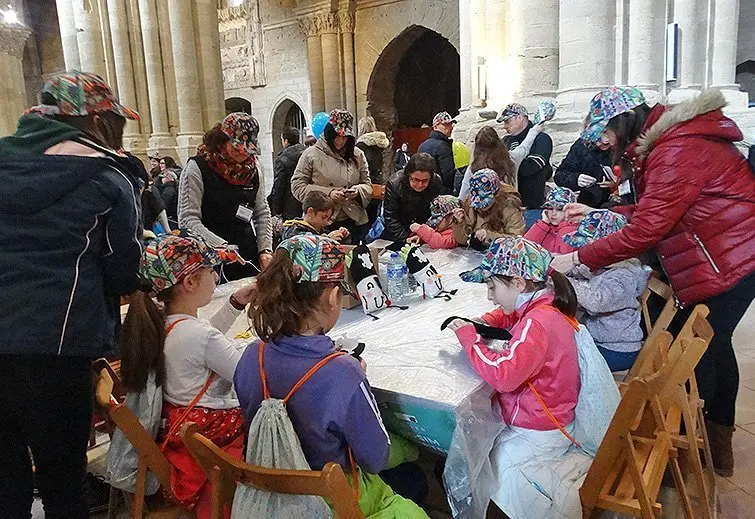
[738, 0, 755, 66]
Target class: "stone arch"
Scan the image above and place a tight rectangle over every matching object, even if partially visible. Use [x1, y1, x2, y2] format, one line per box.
[736, 61, 755, 106]
[225, 96, 252, 114]
[270, 97, 307, 156]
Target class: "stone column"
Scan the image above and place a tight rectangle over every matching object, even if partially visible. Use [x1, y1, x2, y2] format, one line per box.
[339, 10, 357, 115]
[458, 0, 473, 109]
[55, 0, 81, 70]
[138, 0, 174, 155]
[627, 0, 666, 103]
[300, 14, 325, 114]
[71, 0, 107, 77]
[484, 0, 509, 109]
[0, 21, 30, 136]
[155, 0, 179, 135]
[126, 0, 151, 138]
[166, 0, 204, 162]
[508, 0, 559, 101]
[711, 0, 748, 107]
[320, 12, 341, 111]
[557, 0, 616, 114]
[195, 0, 226, 128]
[106, 0, 143, 153]
[670, 0, 707, 101]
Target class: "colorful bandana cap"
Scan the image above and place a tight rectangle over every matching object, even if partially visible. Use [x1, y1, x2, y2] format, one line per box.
[432, 111, 457, 126]
[542, 186, 578, 210]
[278, 234, 346, 283]
[581, 86, 646, 145]
[469, 168, 501, 210]
[140, 229, 244, 293]
[427, 195, 461, 228]
[26, 71, 139, 121]
[461, 236, 553, 284]
[221, 112, 260, 156]
[497, 103, 528, 123]
[562, 209, 628, 248]
[532, 100, 557, 125]
[328, 109, 354, 137]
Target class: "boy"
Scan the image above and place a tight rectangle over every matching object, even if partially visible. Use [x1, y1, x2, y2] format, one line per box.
[281, 191, 350, 242]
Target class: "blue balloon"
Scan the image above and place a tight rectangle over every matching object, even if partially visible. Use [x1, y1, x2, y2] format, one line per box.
[311, 112, 329, 139]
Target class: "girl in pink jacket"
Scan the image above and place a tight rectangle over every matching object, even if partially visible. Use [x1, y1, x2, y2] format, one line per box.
[409, 195, 468, 249]
[524, 186, 579, 255]
[447, 237, 582, 518]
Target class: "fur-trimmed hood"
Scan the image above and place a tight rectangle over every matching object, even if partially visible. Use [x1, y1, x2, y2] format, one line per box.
[356, 131, 390, 149]
[635, 89, 734, 158]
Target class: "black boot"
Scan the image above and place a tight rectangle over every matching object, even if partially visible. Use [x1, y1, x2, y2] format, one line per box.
[706, 419, 735, 477]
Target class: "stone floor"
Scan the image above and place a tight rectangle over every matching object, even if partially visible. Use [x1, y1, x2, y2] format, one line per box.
[32, 302, 755, 518]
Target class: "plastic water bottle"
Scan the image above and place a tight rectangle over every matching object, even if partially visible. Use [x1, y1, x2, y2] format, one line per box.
[386, 252, 406, 302]
[402, 263, 416, 294]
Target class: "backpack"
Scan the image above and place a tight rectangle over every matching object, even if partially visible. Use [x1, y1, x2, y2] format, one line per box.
[231, 343, 354, 519]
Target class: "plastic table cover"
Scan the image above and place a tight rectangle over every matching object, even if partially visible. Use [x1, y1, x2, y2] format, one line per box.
[202, 248, 504, 519]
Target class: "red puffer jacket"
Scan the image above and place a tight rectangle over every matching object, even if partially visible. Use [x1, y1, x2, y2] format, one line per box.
[579, 90, 755, 307]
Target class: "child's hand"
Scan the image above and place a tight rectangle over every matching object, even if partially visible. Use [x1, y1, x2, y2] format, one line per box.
[359, 358, 367, 373]
[232, 280, 258, 306]
[475, 229, 488, 242]
[453, 208, 465, 222]
[563, 203, 591, 222]
[447, 318, 470, 332]
[328, 228, 349, 241]
[409, 223, 421, 233]
[407, 235, 422, 245]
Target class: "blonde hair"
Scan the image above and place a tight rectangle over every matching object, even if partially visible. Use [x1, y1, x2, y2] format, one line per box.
[358, 116, 377, 137]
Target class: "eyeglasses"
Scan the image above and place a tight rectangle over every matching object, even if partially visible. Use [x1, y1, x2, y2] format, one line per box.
[409, 176, 431, 185]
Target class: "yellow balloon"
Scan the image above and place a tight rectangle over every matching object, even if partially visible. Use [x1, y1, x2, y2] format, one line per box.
[453, 141, 471, 168]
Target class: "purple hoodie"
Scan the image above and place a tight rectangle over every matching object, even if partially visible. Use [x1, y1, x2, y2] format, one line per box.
[233, 334, 390, 474]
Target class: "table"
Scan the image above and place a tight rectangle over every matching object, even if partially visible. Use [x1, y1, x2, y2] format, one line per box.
[204, 248, 504, 518]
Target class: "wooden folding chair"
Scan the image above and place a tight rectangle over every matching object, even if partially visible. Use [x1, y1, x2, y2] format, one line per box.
[629, 275, 679, 380]
[95, 367, 193, 519]
[180, 422, 364, 519]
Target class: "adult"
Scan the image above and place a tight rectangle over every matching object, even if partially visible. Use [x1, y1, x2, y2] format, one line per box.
[138, 156, 171, 235]
[551, 87, 755, 476]
[291, 109, 372, 243]
[148, 155, 161, 179]
[268, 126, 306, 221]
[304, 135, 317, 147]
[383, 152, 443, 243]
[554, 137, 614, 208]
[178, 112, 273, 280]
[356, 116, 390, 183]
[498, 103, 553, 211]
[394, 142, 410, 172]
[157, 156, 181, 223]
[0, 71, 143, 518]
[418, 111, 457, 194]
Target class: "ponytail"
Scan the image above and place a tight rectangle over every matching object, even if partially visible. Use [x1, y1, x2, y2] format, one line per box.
[119, 291, 167, 393]
[549, 270, 577, 318]
[249, 249, 337, 341]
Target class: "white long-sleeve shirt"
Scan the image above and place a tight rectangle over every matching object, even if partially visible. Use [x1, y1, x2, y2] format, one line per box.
[163, 301, 246, 409]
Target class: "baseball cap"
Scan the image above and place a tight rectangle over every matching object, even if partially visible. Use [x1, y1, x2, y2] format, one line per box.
[433, 112, 457, 126]
[542, 186, 578, 210]
[563, 209, 628, 248]
[468, 168, 501, 210]
[221, 112, 260, 156]
[426, 195, 461, 228]
[496, 103, 528, 123]
[278, 234, 347, 283]
[26, 71, 139, 121]
[460, 236, 553, 283]
[581, 86, 646, 145]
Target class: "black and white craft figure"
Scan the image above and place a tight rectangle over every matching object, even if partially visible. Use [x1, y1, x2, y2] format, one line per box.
[346, 245, 389, 316]
[399, 244, 445, 299]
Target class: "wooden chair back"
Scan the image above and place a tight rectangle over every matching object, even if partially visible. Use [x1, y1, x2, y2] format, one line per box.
[629, 275, 678, 380]
[180, 422, 364, 519]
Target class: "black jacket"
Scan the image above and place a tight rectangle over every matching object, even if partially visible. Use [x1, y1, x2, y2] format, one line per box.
[554, 139, 613, 207]
[504, 122, 553, 208]
[268, 143, 306, 220]
[418, 130, 455, 194]
[394, 150, 410, 171]
[383, 169, 442, 242]
[0, 115, 143, 358]
[355, 131, 390, 183]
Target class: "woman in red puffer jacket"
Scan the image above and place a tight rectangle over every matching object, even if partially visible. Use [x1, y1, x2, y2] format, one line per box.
[552, 87, 755, 477]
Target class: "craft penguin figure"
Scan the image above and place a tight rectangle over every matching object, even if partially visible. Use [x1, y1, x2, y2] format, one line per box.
[398, 244, 444, 299]
[346, 245, 390, 315]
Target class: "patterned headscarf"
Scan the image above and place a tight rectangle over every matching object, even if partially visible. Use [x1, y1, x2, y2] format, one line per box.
[328, 109, 354, 137]
[461, 236, 553, 283]
[221, 112, 259, 156]
[469, 168, 501, 210]
[198, 113, 260, 186]
[26, 71, 139, 121]
[562, 210, 628, 248]
[278, 234, 346, 283]
[581, 86, 646, 145]
[542, 186, 578, 210]
[532, 100, 557, 125]
[427, 195, 462, 228]
[140, 229, 245, 293]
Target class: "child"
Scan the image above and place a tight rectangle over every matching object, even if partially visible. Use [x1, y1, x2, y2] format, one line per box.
[409, 194, 468, 248]
[447, 236, 581, 518]
[563, 210, 650, 372]
[234, 235, 429, 517]
[524, 186, 579, 254]
[463, 168, 525, 250]
[119, 230, 256, 519]
[281, 190, 350, 242]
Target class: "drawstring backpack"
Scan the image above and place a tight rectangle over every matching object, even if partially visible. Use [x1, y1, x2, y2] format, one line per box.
[231, 342, 358, 518]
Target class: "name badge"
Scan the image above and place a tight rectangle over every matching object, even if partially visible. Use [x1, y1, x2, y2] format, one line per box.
[235, 204, 253, 223]
[618, 180, 631, 196]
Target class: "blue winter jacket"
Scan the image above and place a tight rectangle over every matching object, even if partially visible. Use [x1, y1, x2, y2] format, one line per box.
[0, 115, 143, 357]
